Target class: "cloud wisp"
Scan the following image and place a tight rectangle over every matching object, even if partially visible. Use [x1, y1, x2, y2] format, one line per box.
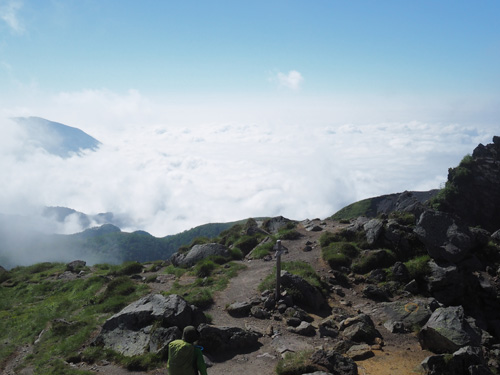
[275, 70, 304, 91]
[0, 0, 24, 34]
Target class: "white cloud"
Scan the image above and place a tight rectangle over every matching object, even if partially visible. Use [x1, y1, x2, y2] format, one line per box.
[275, 70, 304, 91]
[0, 89, 497, 242]
[0, 0, 24, 34]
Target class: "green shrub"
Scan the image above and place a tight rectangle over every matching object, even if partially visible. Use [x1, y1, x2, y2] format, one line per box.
[114, 261, 143, 276]
[319, 232, 340, 247]
[404, 255, 431, 280]
[234, 236, 259, 255]
[321, 241, 359, 270]
[258, 261, 324, 294]
[389, 211, 416, 226]
[279, 229, 301, 240]
[194, 260, 217, 278]
[351, 249, 396, 274]
[230, 247, 244, 260]
[322, 250, 351, 270]
[250, 241, 275, 259]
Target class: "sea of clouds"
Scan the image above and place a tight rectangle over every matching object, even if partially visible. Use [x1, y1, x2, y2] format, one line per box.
[0, 89, 497, 237]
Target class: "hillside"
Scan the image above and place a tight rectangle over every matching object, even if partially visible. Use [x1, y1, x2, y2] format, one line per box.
[1, 137, 500, 375]
[0, 214, 243, 269]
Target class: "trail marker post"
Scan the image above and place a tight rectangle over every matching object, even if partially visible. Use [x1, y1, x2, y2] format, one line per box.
[274, 240, 284, 301]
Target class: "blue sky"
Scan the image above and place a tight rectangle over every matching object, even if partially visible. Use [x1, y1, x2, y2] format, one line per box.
[2, 1, 499, 98]
[1, 0, 500, 238]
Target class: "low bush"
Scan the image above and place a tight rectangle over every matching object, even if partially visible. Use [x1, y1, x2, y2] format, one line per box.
[194, 260, 217, 278]
[113, 261, 143, 276]
[250, 241, 275, 259]
[351, 249, 396, 274]
[404, 255, 431, 280]
[276, 350, 316, 375]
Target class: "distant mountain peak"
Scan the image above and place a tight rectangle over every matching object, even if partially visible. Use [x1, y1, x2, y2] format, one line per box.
[13, 116, 101, 158]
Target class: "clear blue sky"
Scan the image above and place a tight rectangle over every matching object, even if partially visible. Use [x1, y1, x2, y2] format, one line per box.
[1, 0, 499, 99]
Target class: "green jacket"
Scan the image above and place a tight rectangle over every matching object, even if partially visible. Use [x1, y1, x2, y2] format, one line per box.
[167, 339, 207, 375]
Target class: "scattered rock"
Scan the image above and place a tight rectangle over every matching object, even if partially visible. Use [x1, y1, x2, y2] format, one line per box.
[227, 301, 252, 317]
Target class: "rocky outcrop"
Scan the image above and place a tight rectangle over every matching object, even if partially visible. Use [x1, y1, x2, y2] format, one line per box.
[439, 136, 500, 232]
[170, 243, 230, 267]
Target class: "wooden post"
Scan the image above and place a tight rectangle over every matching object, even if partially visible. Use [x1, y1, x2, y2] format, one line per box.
[275, 240, 282, 301]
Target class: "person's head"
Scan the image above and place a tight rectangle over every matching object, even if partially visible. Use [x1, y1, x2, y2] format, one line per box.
[182, 326, 199, 344]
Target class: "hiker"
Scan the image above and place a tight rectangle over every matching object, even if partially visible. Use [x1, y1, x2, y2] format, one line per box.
[167, 326, 208, 375]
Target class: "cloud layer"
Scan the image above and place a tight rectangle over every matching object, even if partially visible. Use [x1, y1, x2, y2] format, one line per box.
[0, 90, 496, 238]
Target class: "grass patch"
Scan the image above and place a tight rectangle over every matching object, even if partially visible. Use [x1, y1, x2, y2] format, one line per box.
[0, 262, 150, 375]
[276, 350, 316, 375]
[250, 240, 276, 259]
[404, 255, 431, 280]
[321, 241, 360, 270]
[167, 262, 246, 308]
[351, 249, 396, 274]
[258, 261, 325, 294]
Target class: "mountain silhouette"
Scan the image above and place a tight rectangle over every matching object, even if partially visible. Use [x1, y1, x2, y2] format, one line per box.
[13, 116, 101, 158]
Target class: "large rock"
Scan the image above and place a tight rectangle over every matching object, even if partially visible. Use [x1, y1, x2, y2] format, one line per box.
[414, 210, 475, 263]
[197, 324, 260, 354]
[421, 346, 491, 375]
[363, 218, 384, 246]
[263, 216, 294, 234]
[171, 243, 230, 267]
[94, 294, 205, 356]
[373, 299, 433, 333]
[310, 349, 358, 375]
[280, 271, 326, 310]
[418, 306, 482, 354]
[425, 260, 464, 305]
[339, 314, 381, 344]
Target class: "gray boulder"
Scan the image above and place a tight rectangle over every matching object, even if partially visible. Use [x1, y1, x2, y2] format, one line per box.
[197, 324, 260, 354]
[414, 210, 474, 263]
[227, 301, 252, 317]
[310, 349, 358, 375]
[340, 314, 381, 344]
[375, 299, 433, 333]
[421, 346, 491, 375]
[263, 216, 294, 234]
[426, 260, 464, 305]
[171, 243, 230, 267]
[418, 306, 482, 354]
[66, 260, 86, 272]
[280, 271, 326, 310]
[94, 294, 205, 356]
[364, 218, 384, 246]
[287, 321, 316, 336]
